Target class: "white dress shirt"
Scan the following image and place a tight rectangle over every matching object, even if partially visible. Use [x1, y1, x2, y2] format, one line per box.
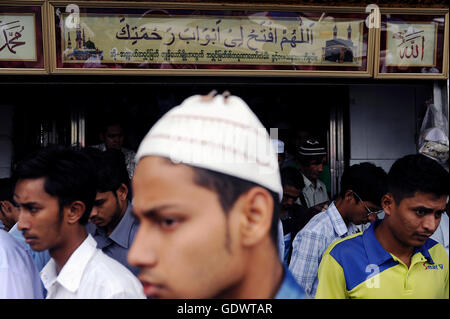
[0, 230, 43, 299]
[301, 174, 329, 208]
[41, 234, 145, 299]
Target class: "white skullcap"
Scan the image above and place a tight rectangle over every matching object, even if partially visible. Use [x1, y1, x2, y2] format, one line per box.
[136, 92, 282, 201]
[271, 139, 284, 154]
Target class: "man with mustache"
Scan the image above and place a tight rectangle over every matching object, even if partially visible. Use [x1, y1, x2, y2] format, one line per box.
[316, 154, 449, 299]
[14, 147, 145, 299]
[85, 148, 139, 275]
[127, 92, 306, 299]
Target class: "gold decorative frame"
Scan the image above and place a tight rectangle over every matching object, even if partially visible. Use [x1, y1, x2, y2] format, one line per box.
[0, 0, 49, 74]
[47, 1, 375, 77]
[374, 7, 449, 79]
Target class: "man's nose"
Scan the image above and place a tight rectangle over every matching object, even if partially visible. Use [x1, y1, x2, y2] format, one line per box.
[90, 207, 98, 218]
[127, 226, 158, 268]
[422, 214, 439, 233]
[17, 211, 30, 231]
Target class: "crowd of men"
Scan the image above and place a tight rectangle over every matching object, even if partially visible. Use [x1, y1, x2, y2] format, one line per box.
[0, 91, 448, 299]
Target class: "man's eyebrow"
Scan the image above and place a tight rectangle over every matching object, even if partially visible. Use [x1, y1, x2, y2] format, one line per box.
[18, 202, 40, 208]
[412, 206, 434, 213]
[132, 204, 182, 219]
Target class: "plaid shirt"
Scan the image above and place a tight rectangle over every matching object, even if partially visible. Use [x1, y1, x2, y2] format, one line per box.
[288, 202, 361, 298]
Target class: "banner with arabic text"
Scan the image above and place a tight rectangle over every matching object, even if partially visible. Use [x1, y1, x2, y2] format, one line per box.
[52, 5, 371, 76]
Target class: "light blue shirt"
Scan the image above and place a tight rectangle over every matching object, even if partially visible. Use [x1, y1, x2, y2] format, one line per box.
[9, 223, 51, 272]
[288, 202, 360, 297]
[86, 202, 139, 275]
[277, 219, 284, 261]
[275, 266, 307, 299]
[0, 229, 43, 299]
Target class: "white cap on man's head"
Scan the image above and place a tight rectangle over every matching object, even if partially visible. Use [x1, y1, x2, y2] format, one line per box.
[136, 92, 282, 201]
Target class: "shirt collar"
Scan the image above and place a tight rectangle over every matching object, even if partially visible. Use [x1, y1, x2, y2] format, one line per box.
[302, 174, 313, 188]
[362, 220, 435, 266]
[326, 202, 354, 238]
[413, 243, 435, 264]
[302, 174, 325, 191]
[109, 202, 136, 249]
[362, 220, 392, 266]
[41, 234, 97, 293]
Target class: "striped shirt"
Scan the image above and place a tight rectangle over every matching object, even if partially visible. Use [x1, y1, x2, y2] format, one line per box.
[288, 202, 361, 297]
[301, 174, 329, 208]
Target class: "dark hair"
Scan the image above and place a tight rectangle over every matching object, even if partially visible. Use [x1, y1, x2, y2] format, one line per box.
[0, 178, 14, 202]
[101, 116, 123, 134]
[83, 148, 130, 195]
[12, 146, 97, 225]
[280, 167, 304, 190]
[339, 162, 388, 205]
[191, 166, 280, 249]
[388, 154, 449, 204]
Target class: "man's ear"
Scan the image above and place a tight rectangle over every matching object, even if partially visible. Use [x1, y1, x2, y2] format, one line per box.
[381, 193, 395, 217]
[116, 183, 128, 202]
[67, 201, 86, 225]
[344, 189, 355, 203]
[238, 187, 273, 248]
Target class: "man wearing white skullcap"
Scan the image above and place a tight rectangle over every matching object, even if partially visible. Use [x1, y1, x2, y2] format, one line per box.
[128, 92, 306, 299]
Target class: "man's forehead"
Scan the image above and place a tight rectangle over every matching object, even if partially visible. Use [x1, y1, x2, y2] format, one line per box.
[105, 124, 122, 133]
[401, 192, 447, 208]
[14, 178, 52, 201]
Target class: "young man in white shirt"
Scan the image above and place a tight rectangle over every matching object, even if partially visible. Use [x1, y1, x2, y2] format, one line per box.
[14, 147, 145, 299]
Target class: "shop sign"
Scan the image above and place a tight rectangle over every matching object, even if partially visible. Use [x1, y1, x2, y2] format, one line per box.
[49, 3, 373, 76]
[375, 9, 448, 79]
[0, 2, 48, 74]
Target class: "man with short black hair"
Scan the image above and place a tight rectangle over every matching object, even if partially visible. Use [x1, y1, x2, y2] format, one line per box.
[85, 148, 139, 275]
[316, 154, 449, 299]
[14, 147, 145, 299]
[290, 162, 388, 297]
[128, 92, 306, 299]
[279, 167, 309, 265]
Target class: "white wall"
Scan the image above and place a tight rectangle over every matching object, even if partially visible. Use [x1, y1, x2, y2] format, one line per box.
[349, 85, 422, 173]
[0, 104, 13, 178]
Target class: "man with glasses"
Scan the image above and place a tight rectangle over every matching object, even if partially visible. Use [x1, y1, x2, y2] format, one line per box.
[289, 162, 388, 297]
[316, 154, 448, 299]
